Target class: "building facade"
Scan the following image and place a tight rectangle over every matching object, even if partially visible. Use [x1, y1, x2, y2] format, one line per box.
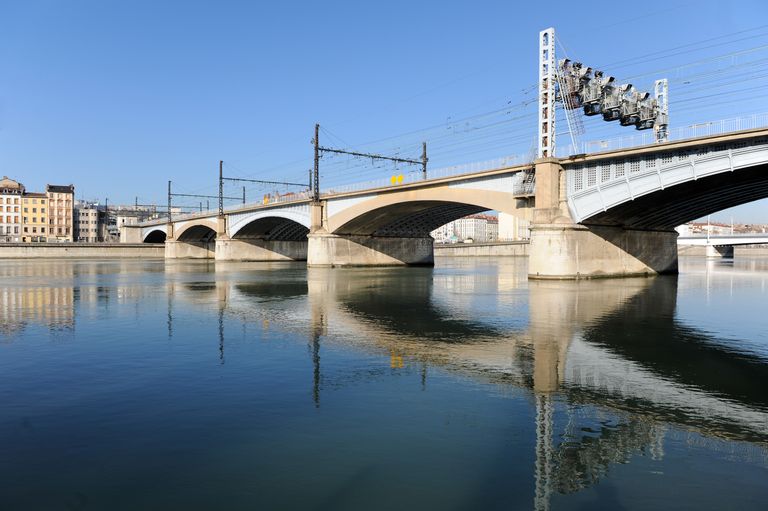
[46, 184, 75, 242]
[430, 214, 500, 243]
[21, 192, 48, 242]
[74, 202, 106, 242]
[0, 176, 24, 242]
[431, 222, 455, 244]
[486, 216, 499, 242]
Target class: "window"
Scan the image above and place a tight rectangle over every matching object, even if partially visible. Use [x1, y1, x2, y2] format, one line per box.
[58, 227, 62, 234]
[23, 207, 27, 213]
[41, 199, 46, 204]
[32, 217, 37, 223]
[22, 217, 27, 223]
[32, 207, 37, 213]
[23, 227, 28, 233]
[13, 206, 18, 213]
[41, 208, 45, 213]
[14, 227, 18, 234]
[32, 227, 36, 233]
[41, 227, 45, 233]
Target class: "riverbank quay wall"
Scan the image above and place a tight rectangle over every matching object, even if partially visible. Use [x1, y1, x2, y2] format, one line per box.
[434, 241, 529, 257]
[0, 243, 165, 259]
[7, 240, 768, 261]
[5, 241, 766, 260]
[734, 244, 768, 256]
[678, 244, 768, 257]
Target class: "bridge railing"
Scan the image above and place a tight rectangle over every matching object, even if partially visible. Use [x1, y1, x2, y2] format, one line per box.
[320, 153, 533, 196]
[559, 112, 768, 156]
[232, 190, 313, 208]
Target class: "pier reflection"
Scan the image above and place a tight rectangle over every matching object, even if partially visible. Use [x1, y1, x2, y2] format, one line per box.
[2, 258, 766, 509]
[214, 266, 768, 509]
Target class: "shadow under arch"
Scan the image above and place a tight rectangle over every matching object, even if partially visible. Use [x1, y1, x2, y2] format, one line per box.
[233, 216, 309, 241]
[143, 229, 166, 243]
[333, 201, 490, 237]
[176, 224, 217, 243]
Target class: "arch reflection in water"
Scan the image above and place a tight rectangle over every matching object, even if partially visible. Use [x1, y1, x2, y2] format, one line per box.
[208, 263, 768, 508]
[3, 258, 766, 510]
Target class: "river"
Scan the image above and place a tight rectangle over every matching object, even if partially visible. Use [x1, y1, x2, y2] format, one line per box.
[1, 256, 766, 510]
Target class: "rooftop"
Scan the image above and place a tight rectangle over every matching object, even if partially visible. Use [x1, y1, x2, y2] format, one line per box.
[47, 184, 75, 193]
[0, 176, 24, 191]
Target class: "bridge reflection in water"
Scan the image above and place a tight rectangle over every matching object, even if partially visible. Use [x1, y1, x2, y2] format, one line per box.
[4, 258, 766, 508]
[160, 260, 768, 510]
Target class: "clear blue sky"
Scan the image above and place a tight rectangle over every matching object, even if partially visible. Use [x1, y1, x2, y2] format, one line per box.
[2, 0, 768, 222]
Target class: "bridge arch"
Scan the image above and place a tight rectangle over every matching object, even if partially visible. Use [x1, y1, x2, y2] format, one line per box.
[567, 134, 768, 229]
[229, 210, 310, 241]
[140, 224, 167, 243]
[174, 219, 219, 242]
[327, 187, 529, 236]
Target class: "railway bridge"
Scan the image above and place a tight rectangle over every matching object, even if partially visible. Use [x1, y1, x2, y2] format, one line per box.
[123, 127, 768, 278]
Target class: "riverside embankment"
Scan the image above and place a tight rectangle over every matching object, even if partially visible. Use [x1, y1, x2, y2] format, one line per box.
[0, 243, 164, 258]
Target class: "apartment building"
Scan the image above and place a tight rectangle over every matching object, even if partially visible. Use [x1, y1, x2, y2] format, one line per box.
[74, 202, 106, 242]
[430, 214, 500, 243]
[21, 192, 48, 242]
[0, 176, 24, 242]
[46, 184, 75, 242]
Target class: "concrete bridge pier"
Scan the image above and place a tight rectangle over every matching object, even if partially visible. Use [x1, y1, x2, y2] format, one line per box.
[165, 218, 217, 259]
[706, 245, 734, 258]
[165, 240, 216, 259]
[215, 238, 308, 261]
[307, 232, 434, 267]
[528, 158, 679, 279]
[306, 202, 434, 267]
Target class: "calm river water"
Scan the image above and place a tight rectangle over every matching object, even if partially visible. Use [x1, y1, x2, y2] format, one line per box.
[1, 256, 767, 510]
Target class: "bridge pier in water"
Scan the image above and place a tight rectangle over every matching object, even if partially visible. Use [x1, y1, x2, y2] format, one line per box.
[215, 238, 307, 261]
[307, 233, 434, 267]
[165, 240, 216, 259]
[528, 158, 679, 279]
[306, 201, 434, 267]
[706, 245, 734, 258]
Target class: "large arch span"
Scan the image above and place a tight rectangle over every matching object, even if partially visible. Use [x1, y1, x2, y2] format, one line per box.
[217, 215, 309, 262]
[583, 162, 768, 230]
[231, 216, 309, 241]
[327, 187, 532, 237]
[166, 221, 218, 259]
[566, 133, 768, 230]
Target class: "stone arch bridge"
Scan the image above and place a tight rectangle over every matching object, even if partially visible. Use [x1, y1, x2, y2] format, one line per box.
[123, 127, 768, 278]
